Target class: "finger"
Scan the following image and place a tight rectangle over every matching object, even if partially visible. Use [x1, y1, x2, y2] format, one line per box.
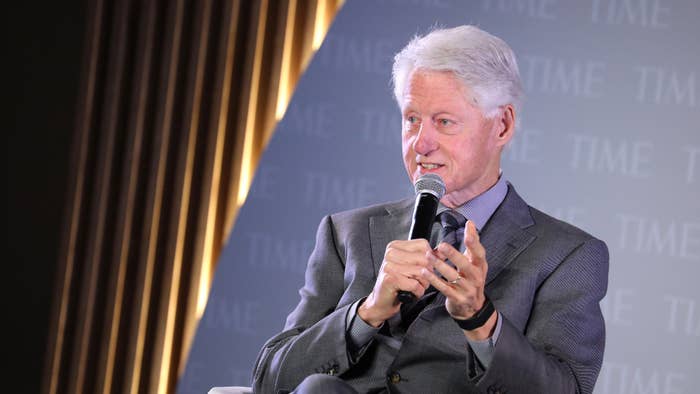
[420, 267, 461, 299]
[384, 246, 433, 268]
[433, 247, 447, 261]
[384, 263, 431, 289]
[430, 256, 461, 283]
[435, 242, 477, 280]
[435, 242, 463, 263]
[432, 258, 484, 292]
[384, 240, 434, 270]
[387, 238, 433, 253]
[390, 272, 428, 298]
[463, 221, 488, 273]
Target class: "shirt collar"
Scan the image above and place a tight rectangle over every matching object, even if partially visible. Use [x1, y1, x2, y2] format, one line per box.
[436, 175, 508, 232]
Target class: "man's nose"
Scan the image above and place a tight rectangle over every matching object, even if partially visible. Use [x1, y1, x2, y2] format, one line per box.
[413, 121, 439, 155]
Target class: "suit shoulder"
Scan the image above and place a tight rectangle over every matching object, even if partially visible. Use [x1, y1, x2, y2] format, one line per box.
[329, 198, 412, 225]
[319, 199, 411, 258]
[528, 206, 605, 247]
[500, 184, 605, 247]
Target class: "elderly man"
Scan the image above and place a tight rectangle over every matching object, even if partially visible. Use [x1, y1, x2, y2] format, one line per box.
[253, 26, 608, 394]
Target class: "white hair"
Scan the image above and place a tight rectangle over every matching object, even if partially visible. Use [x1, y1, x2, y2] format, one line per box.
[392, 25, 523, 118]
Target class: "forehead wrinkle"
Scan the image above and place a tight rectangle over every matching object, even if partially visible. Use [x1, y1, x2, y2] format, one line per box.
[401, 70, 480, 116]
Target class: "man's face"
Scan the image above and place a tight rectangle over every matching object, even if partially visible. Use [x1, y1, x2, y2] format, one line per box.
[401, 69, 508, 208]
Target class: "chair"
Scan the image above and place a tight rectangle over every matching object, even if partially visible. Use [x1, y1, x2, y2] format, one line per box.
[208, 387, 253, 394]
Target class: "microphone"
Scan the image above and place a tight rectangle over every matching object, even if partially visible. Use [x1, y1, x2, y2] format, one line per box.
[397, 173, 446, 304]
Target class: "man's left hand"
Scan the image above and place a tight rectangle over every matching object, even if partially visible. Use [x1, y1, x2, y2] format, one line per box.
[421, 220, 498, 340]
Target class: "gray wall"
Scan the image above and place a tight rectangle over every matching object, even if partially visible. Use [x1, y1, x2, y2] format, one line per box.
[179, 1, 700, 393]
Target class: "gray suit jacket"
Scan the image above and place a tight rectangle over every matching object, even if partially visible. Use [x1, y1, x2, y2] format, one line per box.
[253, 185, 609, 394]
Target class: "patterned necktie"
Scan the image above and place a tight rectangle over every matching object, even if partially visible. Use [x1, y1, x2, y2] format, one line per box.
[438, 210, 467, 251]
[398, 210, 468, 332]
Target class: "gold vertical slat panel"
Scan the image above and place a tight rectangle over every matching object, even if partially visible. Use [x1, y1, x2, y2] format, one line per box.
[300, 0, 319, 71]
[249, 0, 272, 165]
[178, 0, 243, 375]
[42, 0, 105, 393]
[258, 0, 288, 154]
[273, 0, 297, 123]
[43, 1, 344, 393]
[123, 0, 186, 392]
[222, 0, 259, 246]
[148, 0, 213, 392]
[318, 0, 342, 49]
[94, 0, 159, 393]
[236, 0, 269, 208]
[66, 0, 133, 393]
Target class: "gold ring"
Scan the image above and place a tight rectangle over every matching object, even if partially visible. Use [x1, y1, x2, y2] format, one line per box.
[448, 277, 462, 284]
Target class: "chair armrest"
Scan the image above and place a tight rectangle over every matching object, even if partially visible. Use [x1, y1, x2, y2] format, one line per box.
[208, 386, 253, 394]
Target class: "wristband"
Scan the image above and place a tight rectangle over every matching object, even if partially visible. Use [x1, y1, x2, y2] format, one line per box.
[452, 296, 495, 331]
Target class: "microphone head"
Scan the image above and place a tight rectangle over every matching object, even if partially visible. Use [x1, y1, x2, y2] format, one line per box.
[414, 173, 446, 199]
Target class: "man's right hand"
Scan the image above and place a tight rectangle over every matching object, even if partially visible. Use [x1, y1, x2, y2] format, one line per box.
[357, 239, 435, 327]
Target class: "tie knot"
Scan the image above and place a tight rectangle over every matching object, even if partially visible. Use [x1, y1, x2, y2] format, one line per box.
[439, 210, 466, 230]
[437, 211, 467, 250]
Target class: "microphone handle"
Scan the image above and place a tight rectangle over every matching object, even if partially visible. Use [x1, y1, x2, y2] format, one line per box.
[396, 291, 417, 304]
[397, 192, 439, 303]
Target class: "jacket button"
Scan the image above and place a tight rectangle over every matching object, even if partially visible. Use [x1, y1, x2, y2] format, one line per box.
[388, 372, 401, 384]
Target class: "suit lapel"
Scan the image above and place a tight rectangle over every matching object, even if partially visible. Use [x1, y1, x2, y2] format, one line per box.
[368, 199, 413, 275]
[479, 185, 537, 285]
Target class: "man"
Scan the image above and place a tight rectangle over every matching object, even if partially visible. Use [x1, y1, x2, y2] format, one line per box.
[253, 26, 608, 394]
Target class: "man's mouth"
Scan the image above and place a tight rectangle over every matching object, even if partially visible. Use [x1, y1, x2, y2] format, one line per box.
[419, 163, 442, 170]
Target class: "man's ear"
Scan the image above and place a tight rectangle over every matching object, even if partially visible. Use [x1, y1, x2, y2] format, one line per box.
[494, 104, 516, 147]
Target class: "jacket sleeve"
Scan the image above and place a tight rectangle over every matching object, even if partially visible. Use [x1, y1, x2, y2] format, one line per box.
[473, 238, 609, 394]
[252, 215, 360, 393]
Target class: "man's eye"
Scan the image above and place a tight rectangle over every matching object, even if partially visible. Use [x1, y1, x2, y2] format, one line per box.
[438, 118, 453, 126]
[407, 116, 418, 124]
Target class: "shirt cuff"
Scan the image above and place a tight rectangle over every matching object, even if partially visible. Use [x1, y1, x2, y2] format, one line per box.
[346, 298, 380, 354]
[466, 311, 502, 368]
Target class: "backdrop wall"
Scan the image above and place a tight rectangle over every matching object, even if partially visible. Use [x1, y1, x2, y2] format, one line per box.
[179, 1, 699, 393]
